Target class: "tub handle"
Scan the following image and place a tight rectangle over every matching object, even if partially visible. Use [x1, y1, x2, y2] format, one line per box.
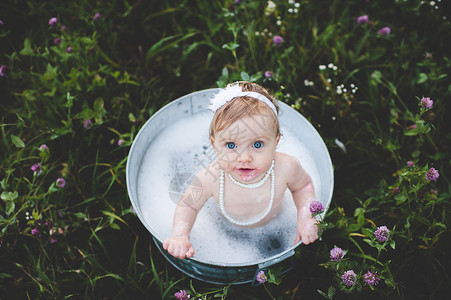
[252, 250, 295, 286]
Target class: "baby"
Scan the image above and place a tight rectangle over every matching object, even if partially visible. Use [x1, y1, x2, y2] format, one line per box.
[163, 81, 318, 259]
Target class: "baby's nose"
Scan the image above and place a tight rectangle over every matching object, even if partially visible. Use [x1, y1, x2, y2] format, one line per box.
[237, 149, 252, 162]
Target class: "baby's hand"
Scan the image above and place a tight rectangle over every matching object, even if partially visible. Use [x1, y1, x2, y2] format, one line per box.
[163, 235, 195, 259]
[294, 217, 319, 245]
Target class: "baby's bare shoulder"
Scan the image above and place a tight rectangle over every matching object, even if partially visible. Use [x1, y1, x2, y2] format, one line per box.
[195, 163, 220, 191]
[274, 152, 304, 183]
[275, 152, 301, 168]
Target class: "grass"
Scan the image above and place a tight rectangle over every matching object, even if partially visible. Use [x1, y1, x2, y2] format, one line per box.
[1, 0, 451, 299]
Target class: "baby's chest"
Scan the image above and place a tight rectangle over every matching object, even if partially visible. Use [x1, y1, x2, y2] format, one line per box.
[218, 182, 287, 208]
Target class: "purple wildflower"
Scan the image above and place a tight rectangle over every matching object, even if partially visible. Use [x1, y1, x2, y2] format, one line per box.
[31, 163, 42, 175]
[374, 226, 390, 242]
[66, 46, 72, 53]
[407, 161, 415, 168]
[0, 65, 10, 77]
[0, 20, 3, 26]
[49, 17, 58, 28]
[31, 227, 41, 237]
[391, 186, 400, 195]
[408, 124, 417, 130]
[54, 38, 62, 45]
[330, 247, 345, 261]
[425, 52, 432, 59]
[118, 139, 124, 146]
[341, 270, 357, 287]
[378, 26, 391, 36]
[174, 290, 190, 300]
[264, 70, 273, 78]
[309, 201, 325, 215]
[39, 144, 49, 151]
[93, 13, 102, 21]
[273, 35, 284, 46]
[426, 167, 439, 181]
[56, 178, 66, 188]
[256, 270, 267, 283]
[83, 119, 93, 129]
[364, 270, 380, 286]
[357, 15, 369, 24]
[420, 97, 433, 109]
[45, 220, 53, 228]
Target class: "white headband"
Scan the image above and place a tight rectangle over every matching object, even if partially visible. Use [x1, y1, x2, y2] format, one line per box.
[208, 84, 278, 115]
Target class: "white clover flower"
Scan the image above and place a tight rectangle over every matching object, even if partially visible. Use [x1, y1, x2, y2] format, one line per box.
[288, 8, 293, 13]
[327, 78, 332, 83]
[328, 63, 334, 68]
[277, 20, 282, 26]
[304, 79, 314, 86]
[266, 1, 276, 15]
[319, 65, 326, 70]
[294, 8, 298, 13]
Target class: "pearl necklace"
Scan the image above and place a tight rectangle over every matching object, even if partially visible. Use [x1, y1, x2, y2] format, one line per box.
[227, 160, 274, 189]
[219, 160, 275, 226]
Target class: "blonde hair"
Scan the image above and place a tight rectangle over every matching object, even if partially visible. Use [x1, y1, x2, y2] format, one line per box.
[209, 81, 280, 139]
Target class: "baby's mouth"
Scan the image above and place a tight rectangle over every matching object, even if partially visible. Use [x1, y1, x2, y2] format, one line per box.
[234, 168, 258, 182]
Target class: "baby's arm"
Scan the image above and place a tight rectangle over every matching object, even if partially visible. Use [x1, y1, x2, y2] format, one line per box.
[284, 155, 318, 245]
[163, 170, 212, 259]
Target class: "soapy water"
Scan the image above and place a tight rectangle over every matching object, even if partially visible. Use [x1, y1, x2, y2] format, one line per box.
[137, 111, 322, 264]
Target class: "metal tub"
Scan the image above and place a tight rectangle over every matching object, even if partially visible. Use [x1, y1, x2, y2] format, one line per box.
[126, 88, 334, 285]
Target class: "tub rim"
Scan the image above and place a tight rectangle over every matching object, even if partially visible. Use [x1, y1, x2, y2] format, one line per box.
[126, 88, 334, 267]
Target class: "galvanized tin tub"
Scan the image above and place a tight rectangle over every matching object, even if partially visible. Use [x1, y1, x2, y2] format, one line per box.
[126, 88, 334, 285]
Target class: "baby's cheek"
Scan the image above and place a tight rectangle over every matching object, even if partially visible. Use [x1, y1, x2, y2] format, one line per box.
[218, 152, 236, 165]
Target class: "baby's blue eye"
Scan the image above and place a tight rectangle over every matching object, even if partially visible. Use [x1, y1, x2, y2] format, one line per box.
[253, 141, 263, 149]
[226, 142, 236, 149]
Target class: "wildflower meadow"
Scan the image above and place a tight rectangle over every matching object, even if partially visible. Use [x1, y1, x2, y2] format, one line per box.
[1, 0, 450, 299]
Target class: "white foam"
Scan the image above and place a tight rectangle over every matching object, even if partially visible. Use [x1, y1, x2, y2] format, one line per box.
[137, 111, 322, 264]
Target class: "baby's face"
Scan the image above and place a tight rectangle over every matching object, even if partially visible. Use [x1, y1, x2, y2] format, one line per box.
[211, 114, 279, 183]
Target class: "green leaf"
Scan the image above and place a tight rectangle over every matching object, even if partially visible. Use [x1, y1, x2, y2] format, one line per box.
[354, 207, 365, 227]
[110, 223, 120, 230]
[1, 191, 18, 201]
[416, 73, 428, 84]
[43, 63, 58, 81]
[1, 178, 9, 190]
[347, 223, 360, 232]
[6, 201, 15, 215]
[240, 72, 250, 81]
[222, 42, 240, 51]
[11, 135, 25, 148]
[395, 194, 407, 205]
[390, 240, 396, 249]
[146, 33, 197, 61]
[328, 285, 335, 299]
[20, 38, 33, 56]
